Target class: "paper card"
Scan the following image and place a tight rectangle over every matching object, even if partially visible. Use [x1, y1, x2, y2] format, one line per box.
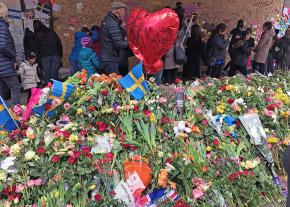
[114, 181, 136, 207]
[0, 157, 16, 173]
[76, 3, 83, 10]
[239, 113, 267, 145]
[91, 136, 113, 154]
[53, 3, 62, 12]
[126, 171, 145, 193]
[24, 0, 38, 9]
[34, 10, 49, 19]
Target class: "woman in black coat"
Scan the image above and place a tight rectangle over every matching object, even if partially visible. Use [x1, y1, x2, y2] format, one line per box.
[183, 25, 206, 81]
[33, 20, 63, 84]
[283, 146, 290, 207]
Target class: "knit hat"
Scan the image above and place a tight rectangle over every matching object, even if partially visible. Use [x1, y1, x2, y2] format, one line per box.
[0, 3, 8, 18]
[81, 37, 92, 47]
[25, 51, 37, 60]
[111, 2, 127, 10]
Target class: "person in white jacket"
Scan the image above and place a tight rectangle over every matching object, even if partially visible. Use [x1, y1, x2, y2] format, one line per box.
[17, 51, 40, 103]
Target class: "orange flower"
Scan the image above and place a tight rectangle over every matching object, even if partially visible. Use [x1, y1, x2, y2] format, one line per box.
[170, 181, 176, 189]
[191, 125, 201, 134]
[158, 169, 168, 188]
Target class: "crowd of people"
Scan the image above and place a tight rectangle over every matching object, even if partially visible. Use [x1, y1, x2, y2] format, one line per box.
[0, 1, 290, 105]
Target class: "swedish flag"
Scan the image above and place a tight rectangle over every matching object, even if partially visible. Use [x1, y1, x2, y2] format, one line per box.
[33, 80, 76, 117]
[118, 63, 149, 100]
[0, 97, 19, 132]
[37, 3, 51, 15]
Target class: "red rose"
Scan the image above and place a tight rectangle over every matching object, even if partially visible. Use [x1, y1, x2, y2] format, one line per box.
[76, 140, 83, 145]
[51, 155, 60, 163]
[212, 138, 220, 146]
[227, 98, 234, 104]
[96, 122, 108, 132]
[133, 106, 139, 111]
[36, 147, 46, 154]
[115, 86, 123, 93]
[8, 194, 15, 201]
[88, 106, 96, 111]
[86, 153, 93, 159]
[44, 104, 52, 110]
[105, 152, 114, 161]
[74, 151, 81, 158]
[161, 117, 167, 124]
[220, 85, 226, 91]
[101, 89, 109, 96]
[94, 194, 102, 201]
[174, 78, 182, 84]
[68, 156, 77, 164]
[143, 109, 151, 117]
[61, 130, 71, 139]
[82, 146, 91, 154]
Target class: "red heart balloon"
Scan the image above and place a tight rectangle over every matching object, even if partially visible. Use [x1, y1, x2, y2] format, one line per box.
[127, 8, 179, 74]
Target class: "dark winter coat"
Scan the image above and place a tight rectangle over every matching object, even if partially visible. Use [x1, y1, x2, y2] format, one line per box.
[35, 30, 63, 58]
[278, 35, 290, 66]
[0, 17, 16, 77]
[231, 39, 252, 67]
[208, 34, 230, 60]
[229, 27, 244, 57]
[100, 12, 128, 63]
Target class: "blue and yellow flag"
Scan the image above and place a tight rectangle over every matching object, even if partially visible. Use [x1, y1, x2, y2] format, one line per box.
[118, 63, 149, 100]
[0, 97, 19, 132]
[33, 80, 76, 117]
[37, 3, 51, 15]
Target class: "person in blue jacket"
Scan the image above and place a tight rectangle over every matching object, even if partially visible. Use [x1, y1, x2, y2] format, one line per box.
[0, 3, 20, 105]
[79, 37, 101, 77]
[69, 27, 91, 75]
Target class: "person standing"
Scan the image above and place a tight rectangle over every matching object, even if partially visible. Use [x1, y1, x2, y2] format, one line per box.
[0, 3, 20, 105]
[100, 2, 128, 75]
[229, 19, 245, 58]
[183, 25, 206, 80]
[252, 21, 275, 74]
[69, 27, 91, 75]
[162, 46, 179, 84]
[275, 27, 290, 71]
[228, 31, 253, 76]
[267, 29, 280, 74]
[174, 2, 185, 30]
[33, 20, 63, 85]
[207, 23, 230, 78]
[91, 25, 101, 57]
[23, 28, 36, 54]
[17, 51, 40, 103]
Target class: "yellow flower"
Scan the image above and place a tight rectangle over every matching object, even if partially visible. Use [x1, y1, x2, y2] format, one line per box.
[205, 146, 212, 152]
[216, 104, 225, 113]
[87, 136, 94, 142]
[0, 131, 8, 136]
[267, 137, 279, 144]
[0, 171, 7, 181]
[76, 108, 83, 115]
[10, 144, 22, 156]
[24, 151, 36, 161]
[149, 113, 157, 123]
[229, 126, 235, 131]
[225, 85, 234, 91]
[89, 184, 96, 190]
[247, 91, 252, 97]
[241, 159, 260, 169]
[281, 111, 290, 119]
[54, 191, 60, 198]
[69, 134, 78, 142]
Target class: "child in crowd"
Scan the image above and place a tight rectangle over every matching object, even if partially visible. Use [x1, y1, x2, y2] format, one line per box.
[17, 51, 40, 103]
[78, 37, 101, 77]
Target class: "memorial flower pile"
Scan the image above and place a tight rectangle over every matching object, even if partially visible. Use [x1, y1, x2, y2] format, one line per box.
[0, 70, 289, 207]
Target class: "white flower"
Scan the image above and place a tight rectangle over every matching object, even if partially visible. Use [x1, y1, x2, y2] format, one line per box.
[10, 144, 22, 156]
[24, 151, 36, 161]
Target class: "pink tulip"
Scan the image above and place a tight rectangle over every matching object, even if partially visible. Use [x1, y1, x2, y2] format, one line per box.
[27, 180, 35, 187]
[64, 103, 71, 110]
[192, 188, 204, 200]
[34, 179, 42, 186]
[195, 108, 202, 114]
[16, 184, 25, 193]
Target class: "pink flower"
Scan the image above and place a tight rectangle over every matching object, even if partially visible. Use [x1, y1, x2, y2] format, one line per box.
[195, 108, 202, 114]
[192, 189, 204, 200]
[15, 184, 25, 193]
[192, 178, 203, 186]
[34, 179, 42, 186]
[64, 103, 71, 110]
[27, 180, 35, 187]
[207, 83, 213, 87]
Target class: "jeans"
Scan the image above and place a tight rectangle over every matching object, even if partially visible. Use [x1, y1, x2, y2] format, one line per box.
[252, 61, 266, 74]
[266, 53, 274, 74]
[228, 64, 247, 76]
[153, 69, 163, 85]
[102, 62, 119, 75]
[0, 75, 20, 105]
[41, 55, 62, 84]
[70, 61, 79, 75]
[210, 64, 224, 78]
